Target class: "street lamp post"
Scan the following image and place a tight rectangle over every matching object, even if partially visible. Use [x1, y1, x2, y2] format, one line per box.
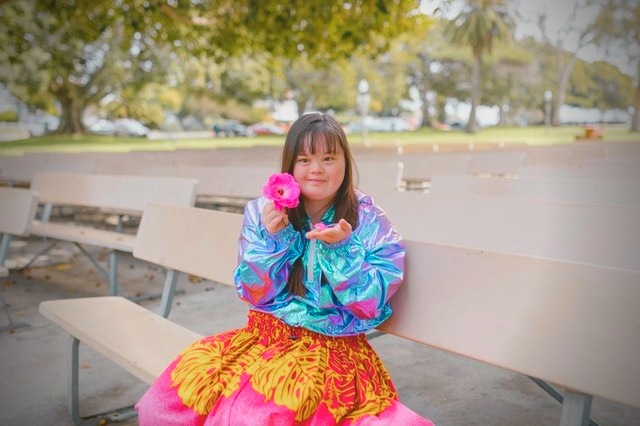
[544, 90, 552, 134]
[357, 78, 370, 148]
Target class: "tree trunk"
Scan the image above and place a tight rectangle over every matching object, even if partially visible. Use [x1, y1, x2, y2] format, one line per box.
[552, 49, 576, 127]
[295, 97, 307, 118]
[467, 53, 481, 133]
[437, 96, 447, 124]
[54, 86, 87, 134]
[498, 100, 508, 126]
[420, 86, 431, 128]
[632, 83, 640, 132]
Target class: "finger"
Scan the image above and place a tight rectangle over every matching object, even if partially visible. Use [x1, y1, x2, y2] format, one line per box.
[264, 201, 275, 214]
[339, 219, 351, 232]
[264, 210, 277, 224]
[283, 215, 290, 226]
[306, 230, 319, 239]
[269, 215, 284, 230]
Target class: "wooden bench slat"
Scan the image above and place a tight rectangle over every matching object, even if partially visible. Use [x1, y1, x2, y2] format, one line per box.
[0, 187, 39, 236]
[133, 203, 242, 285]
[379, 240, 640, 409]
[140, 166, 275, 200]
[39, 297, 202, 384]
[429, 175, 640, 206]
[31, 172, 198, 212]
[31, 221, 136, 252]
[372, 191, 640, 272]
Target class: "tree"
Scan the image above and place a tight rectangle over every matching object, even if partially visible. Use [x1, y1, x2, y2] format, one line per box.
[590, 0, 640, 131]
[537, 0, 600, 126]
[400, 19, 469, 127]
[0, 0, 421, 134]
[566, 59, 633, 115]
[446, 0, 515, 133]
[481, 45, 535, 125]
[0, 1, 179, 133]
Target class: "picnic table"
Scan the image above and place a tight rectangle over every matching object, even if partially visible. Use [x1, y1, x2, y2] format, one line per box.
[575, 125, 603, 141]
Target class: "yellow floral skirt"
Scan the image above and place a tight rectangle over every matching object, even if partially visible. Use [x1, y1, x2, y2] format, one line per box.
[136, 310, 433, 425]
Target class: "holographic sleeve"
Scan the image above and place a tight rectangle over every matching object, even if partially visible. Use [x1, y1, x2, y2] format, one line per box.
[316, 202, 406, 320]
[233, 197, 303, 306]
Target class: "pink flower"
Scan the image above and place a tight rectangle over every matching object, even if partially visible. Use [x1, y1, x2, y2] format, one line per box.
[262, 173, 300, 211]
[314, 223, 328, 230]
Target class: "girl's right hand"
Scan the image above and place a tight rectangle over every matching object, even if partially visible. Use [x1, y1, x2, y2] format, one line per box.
[261, 201, 290, 234]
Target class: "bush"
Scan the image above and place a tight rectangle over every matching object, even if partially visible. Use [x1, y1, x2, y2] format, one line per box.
[0, 110, 19, 122]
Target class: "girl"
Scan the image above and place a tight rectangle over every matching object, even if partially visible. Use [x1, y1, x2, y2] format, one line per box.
[136, 113, 434, 425]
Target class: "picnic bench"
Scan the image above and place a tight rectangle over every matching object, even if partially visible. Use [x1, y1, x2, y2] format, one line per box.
[140, 165, 276, 209]
[0, 187, 39, 333]
[28, 172, 198, 300]
[141, 162, 404, 209]
[575, 125, 603, 141]
[520, 164, 640, 181]
[40, 204, 242, 423]
[429, 175, 640, 206]
[371, 190, 640, 272]
[401, 152, 471, 190]
[40, 203, 640, 425]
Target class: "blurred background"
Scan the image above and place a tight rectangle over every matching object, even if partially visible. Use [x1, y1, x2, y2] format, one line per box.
[0, 0, 637, 146]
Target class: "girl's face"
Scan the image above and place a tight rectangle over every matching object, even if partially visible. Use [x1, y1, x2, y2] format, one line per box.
[293, 138, 345, 206]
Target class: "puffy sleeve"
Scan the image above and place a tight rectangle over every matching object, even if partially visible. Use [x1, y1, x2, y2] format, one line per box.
[233, 197, 303, 306]
[315, 201, 405, 320]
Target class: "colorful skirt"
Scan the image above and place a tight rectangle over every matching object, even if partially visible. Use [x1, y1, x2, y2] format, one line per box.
[136, 310, 434, 425]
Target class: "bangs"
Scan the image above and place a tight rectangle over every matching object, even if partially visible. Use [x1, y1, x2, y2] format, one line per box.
[298, 125, 344, 156]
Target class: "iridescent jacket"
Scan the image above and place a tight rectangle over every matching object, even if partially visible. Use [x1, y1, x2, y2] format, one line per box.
[233, 190, 406, 337]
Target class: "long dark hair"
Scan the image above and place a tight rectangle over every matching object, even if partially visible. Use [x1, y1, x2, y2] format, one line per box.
[281, 113, 359, 296]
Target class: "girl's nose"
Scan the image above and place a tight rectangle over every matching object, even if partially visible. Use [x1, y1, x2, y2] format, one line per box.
[310, 160, 324, 173]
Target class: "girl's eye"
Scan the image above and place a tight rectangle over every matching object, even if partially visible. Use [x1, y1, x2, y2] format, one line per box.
[323, 156, 334, 162]
[297, 158, 309, 163]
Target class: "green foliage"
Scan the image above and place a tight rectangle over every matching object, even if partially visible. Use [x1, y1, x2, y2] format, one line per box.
[0, 0, 420, 134]
[446, 0, 515, 57]
[181, 96, 267, 126]
[481, 41, 536, 110]
[590, 0, 639, 130]
[567, 60, 633, 110]
[105, 83, 184, 127]
[0, 110, 18, 122]
[219, 55, 272, 104]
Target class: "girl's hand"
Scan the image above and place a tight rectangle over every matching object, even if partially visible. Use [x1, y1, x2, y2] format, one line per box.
[305, 219, 352, 244]
[261, 201, 289, 234]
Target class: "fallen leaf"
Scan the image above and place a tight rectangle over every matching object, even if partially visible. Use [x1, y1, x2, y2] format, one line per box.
[54, 264, 73, 270]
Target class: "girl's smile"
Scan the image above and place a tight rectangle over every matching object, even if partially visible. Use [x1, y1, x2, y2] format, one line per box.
[293, 143, 345, 207]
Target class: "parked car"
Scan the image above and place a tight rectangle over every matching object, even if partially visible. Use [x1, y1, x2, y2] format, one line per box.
[214, 120, 252, 137]
[347, 117, 412, 133]
[113, 119, 150, 137]
[376, 117, 412, 132]
[248, 122, 285, 135]
[89, 119, 115, 135]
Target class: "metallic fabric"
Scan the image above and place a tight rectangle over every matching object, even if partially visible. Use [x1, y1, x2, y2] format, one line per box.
[233, 190, 406, 336]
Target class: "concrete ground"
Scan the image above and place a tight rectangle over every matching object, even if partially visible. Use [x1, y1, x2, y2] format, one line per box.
[1, 238, 639, 426]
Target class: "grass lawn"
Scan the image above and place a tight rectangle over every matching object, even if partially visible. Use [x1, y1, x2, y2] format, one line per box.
[0, 124, 638, 155]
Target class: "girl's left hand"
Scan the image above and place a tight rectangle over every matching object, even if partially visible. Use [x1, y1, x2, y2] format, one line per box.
[305, 219, 352, 244]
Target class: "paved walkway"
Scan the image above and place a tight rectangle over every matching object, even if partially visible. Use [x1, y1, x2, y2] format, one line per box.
[1, 239, 639, 426]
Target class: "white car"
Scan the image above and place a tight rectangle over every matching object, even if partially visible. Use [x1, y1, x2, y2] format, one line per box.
[348, 117, 412, 133]
[375, 117, 412, 132]
[113, 119, 150, 137]
[89, 119, 115, 135]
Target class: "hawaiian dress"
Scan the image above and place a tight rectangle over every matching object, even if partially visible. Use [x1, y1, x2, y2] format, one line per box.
[136, 190, 434, 425]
